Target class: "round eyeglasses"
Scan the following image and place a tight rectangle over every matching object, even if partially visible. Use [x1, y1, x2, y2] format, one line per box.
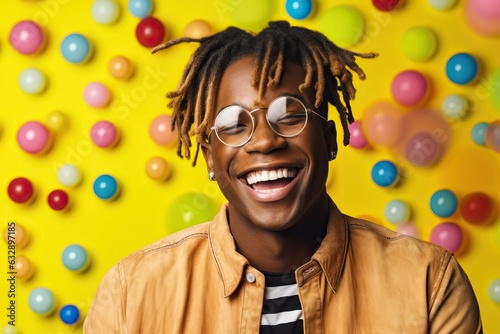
[208, 95, 326, 147]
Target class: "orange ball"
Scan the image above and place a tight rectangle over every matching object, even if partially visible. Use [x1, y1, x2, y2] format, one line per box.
[146, 156, 172, 181]
[149, 114, 177, 146]
[14, 255, 35, 280]
[108, 56, 134, 80]
[183, 20, 212, 39]
[3, 223, 30, 249]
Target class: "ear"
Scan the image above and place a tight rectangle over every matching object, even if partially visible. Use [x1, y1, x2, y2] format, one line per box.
[200, 140, 214, 173]
[324, 120, 338, 160]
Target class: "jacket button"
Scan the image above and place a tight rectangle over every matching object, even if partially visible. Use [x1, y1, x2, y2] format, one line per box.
[245, 272, 256, 283]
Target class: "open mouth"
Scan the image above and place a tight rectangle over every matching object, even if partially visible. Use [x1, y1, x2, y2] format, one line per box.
[244, 167, 298, 192]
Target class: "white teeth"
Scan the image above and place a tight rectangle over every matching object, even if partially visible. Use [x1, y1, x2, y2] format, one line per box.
[245, 168, 297, 185]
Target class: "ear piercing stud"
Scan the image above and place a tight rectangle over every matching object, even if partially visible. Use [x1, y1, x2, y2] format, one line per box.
[208, 171, 216, 181]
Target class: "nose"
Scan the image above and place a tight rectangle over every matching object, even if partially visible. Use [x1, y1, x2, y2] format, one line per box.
[244, 111, 286, 154]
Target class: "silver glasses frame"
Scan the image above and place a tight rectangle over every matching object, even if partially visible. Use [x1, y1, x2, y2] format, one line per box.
[207, 95, 327, 147]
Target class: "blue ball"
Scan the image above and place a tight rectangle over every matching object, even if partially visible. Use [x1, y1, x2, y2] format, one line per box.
[28, 287, 55, 316]
[59, 304, 80, 325]
[128, 0, 152, 19]
[430, 189, 458, 218]
[471, 122, 489, 146]
[62, 244, 89, 272]
[285, 0, 313, 20]
[371, 160, 399, 187]
[60, 33, 91, 64]
[93, 174, 119, 200]
[445, 53, 478, 85]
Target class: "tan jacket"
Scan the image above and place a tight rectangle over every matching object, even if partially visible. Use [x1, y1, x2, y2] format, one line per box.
[84, 200, 482, 333]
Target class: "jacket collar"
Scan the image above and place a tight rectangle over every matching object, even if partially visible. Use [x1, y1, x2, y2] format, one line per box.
[208, 198, 348, 297]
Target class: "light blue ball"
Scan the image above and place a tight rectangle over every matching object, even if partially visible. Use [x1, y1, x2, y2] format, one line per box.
[93, 174, 119, 200]
[371, 160, 399, 187]
[430, 189, 458, 218]
[128, 0, 152, 19]
[285, 0, 313, 20]
[28, 287, 55, 316]
[62, 244, 89, 272]
[384, 199, 410, 224]
[445, 53, 478, 85]
[18, 68, 46, 94]
[488, 279, 500, 303]
[60, 33, 91, 64]
[59, 304, 80, 325]
[471, 122, 489, 146]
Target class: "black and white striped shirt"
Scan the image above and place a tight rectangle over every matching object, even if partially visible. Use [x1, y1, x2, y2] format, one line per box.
[260, 271, 304, 334]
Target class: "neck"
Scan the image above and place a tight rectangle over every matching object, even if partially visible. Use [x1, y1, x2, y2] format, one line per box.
[229, 196, 330, 273]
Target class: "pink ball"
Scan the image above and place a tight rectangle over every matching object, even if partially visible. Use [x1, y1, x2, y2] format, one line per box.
[149, 114, 177, 146]
[9, 20, 45, 55]
[361, 102, 403, 147]
[17, 121, 52, 154]
[83, 82, 111, 108]
[404, 131, 442, 167]
[466, 0, 500, 36]
[469, 0, 500, 18]
[396, 221, 419, 238]
[348, 121, 369, 149]
[391, 70, 428, 106]
[430, 222, 464, 253]
[91, 121, 118, 148]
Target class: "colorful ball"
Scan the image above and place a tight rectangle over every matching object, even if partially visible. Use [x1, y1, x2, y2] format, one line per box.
[285, 0, 313, 20]
[384, 199, 411, 224]
[490, 68, 500, 109]
[17, 121, 52, 154]
[57, 164, 82, 187]
[83, 82, 111, 108]
[227, 0, 275, 30]
[427, 0, 458, 10]
[183, 20, 211, 39]
[108, 56, 134, 80]
[7, 177, 35, 204]
[90, 120, 119, 148]
[488, 279, 500, 303]
[61, 244, 89, 272]
[2, 324, 17, 334]
[396, 221, 419, 238]
[91, 0, 120, 25]
[48, 189, 70, 211]
[59, 304, 80, 325]
[47, 111, 68, 131]
[485, 120, 500, 152]
[14, 255, 35, 280]
[347, 121, 369, 149]
[441, 94, 469, 121]
[318, 5, 365, 48]
[430, 189, 458, 218]
[128, 0, 152, 19]
[404, 131, 441, 167]
[3, 223, 30, 249]
[371, 160, 399, 187]
[28, 287, 55, 316]
[401, 26, 437, 62]
[136, 17, 165, 47]
[372, 0, 400, 11]
[430, 222, 463, 253]
[361, 102, 402, 147]
[146, 156, 172, 182]
[9, 20, 45, 55]
[60, 33, 92, 64]
[149, 114, 177, 146]
[465, 0, 500, 36]
[460, 192, 497, 225]
[391, 70, 428, 106]
[445, 53, 478, 85]
[471, 122, 489, 146]
[93, 174, 119, 200]
[18, 68, 46, 94]
[165, 192, 219, 234]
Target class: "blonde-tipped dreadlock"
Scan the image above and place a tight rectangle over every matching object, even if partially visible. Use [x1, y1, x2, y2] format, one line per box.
[152, 21, 377, 166]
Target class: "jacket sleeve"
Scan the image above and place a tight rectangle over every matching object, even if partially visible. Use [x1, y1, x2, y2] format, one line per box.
[83, 262, 128, 334]
[428, 255, 482, 334]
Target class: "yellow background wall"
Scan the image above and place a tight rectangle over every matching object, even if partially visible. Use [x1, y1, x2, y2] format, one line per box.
[1, 0, 499, 333]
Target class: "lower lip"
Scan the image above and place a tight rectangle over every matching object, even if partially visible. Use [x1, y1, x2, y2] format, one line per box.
[242, 169, 303, 202]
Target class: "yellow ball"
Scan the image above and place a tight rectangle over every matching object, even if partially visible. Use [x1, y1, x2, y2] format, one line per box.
[47, 110, 68, 132]
[108, 56, 134, 80]
[3, 223, 30, 249]
[14, 255, 35, 280]
[401, 26, 437, 62]
[146, 156, 172, 182]
[184, 20, 211, 39]
[318, 5, 365, 48]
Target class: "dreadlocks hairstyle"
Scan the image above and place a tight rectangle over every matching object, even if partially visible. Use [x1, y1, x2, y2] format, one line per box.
[152, 20, 377, 166]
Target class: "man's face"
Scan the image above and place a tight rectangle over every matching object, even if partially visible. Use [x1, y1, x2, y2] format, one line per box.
[202, 56, 336, 231]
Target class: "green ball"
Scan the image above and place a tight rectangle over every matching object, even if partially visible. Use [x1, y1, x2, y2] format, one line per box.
[490, 68, 500, 110]
[228, 0, 275, 30]
[401, 26, 437, 62]
[318, 5, 365, 48]
[493, 223, 500, 249]
[165, 192, 219, 234]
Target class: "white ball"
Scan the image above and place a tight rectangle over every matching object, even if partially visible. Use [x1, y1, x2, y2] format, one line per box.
[427, 0, 458, 10]
[57, 164, 82, 187]
[19, 68, 46, 94]
[441, 94, 469, 120]
[91, 0, 120, 25]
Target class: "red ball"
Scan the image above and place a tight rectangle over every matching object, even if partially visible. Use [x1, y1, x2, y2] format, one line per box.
[460, 192, 497, 225]
[48, 189, 69, 211]
[7, 177, 34, 204]
[372, 0, 400, 11]
[136, 17, 165, 48]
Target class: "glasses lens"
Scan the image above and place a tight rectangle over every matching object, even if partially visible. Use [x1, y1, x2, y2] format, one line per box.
[267, 96, 307, 137]
[215, 106, 253, 146]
